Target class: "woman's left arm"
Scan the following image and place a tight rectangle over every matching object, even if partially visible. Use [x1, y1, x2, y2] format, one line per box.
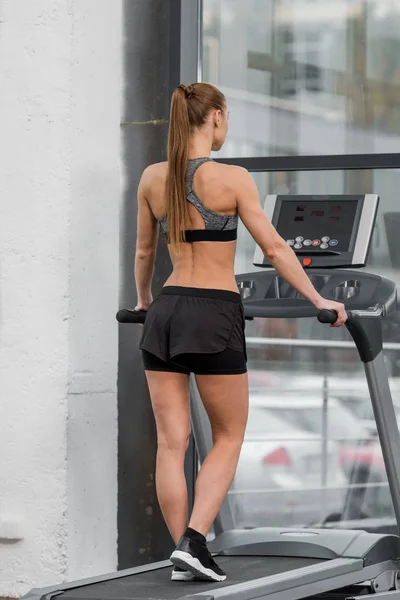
[134, 167, 159, 311]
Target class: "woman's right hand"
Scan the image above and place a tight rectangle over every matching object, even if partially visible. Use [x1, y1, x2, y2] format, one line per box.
[134, 303, 150, 327]
[315, 298, 348, 327]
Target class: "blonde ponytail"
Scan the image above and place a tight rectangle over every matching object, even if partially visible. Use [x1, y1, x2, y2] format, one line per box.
[166, 85, 190, 251]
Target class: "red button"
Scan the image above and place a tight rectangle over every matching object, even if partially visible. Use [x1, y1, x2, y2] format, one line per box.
[303, 257, 312, 267]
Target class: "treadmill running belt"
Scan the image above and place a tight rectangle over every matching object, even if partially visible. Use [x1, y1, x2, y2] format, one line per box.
[61, 556, 324, 600]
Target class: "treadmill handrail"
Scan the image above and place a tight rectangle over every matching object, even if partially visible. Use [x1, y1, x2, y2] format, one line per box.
[243, 304, 386, 321]
[243, 304, 318, 319]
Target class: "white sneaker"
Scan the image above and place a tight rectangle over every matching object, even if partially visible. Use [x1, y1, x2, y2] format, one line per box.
[171, 566, 196, 581]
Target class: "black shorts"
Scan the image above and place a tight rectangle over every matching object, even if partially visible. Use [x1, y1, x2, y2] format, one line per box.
[139, 286, 247, 375]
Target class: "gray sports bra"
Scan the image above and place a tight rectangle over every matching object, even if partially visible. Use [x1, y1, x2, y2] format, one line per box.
[158, 157, 238, 242]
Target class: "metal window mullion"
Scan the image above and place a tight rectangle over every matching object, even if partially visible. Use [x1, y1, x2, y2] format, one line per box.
[214, 153, 400, 172]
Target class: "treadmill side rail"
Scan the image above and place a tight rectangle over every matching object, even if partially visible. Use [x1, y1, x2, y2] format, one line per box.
[181, 560, 400, 600]
[181, 558, 363, 600]
[20, 560, 173, 600]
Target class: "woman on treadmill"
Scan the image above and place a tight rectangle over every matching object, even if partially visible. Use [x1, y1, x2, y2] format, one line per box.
[135, 82, 347, 583]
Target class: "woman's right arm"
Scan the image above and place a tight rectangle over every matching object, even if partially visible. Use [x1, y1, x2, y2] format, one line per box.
[233, 167, 347, 326]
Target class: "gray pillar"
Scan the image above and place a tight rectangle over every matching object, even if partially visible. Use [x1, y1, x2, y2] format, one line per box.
[118, 0, 196, 569]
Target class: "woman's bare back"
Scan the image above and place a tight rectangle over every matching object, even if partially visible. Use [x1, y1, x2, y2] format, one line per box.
[145, 160, 240, 292]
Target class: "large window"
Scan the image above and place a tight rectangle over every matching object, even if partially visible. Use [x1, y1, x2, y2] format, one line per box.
[203, 0, 400, 157]
[228, 168, 400, 529]
[201, 0, 400, 533]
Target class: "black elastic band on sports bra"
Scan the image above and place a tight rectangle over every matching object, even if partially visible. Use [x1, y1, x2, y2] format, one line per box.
[185, 228, 237, 242]
[166, 229, 237, 243]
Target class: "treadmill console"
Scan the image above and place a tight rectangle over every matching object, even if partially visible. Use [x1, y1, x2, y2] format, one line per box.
[254, 194, 379, 269]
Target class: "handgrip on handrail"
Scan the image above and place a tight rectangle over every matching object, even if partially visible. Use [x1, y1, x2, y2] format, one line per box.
[317, 309, 338, 324]
[116, 309, 147, 324]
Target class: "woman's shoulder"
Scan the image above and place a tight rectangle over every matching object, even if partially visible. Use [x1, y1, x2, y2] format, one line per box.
[207, 160, 248, 177]
[142, 161, 168, 178]
[201, 160, 250, 187]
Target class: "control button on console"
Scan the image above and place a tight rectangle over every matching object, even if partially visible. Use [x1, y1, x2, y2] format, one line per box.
[287, 239, 295, 246]
[321, 236, 330, 242]
[303, 239, 312, 246]
[312, 239, 321, 246]
[294, 243, 302, 249]
[329, 239, 338, 246]
[302, 257, 312, 267]
[320, 243, 329, 249]
[295, 236, 304, 242]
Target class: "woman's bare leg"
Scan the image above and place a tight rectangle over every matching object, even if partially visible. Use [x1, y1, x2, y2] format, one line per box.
[188, 372, 249, 536]
[145, 370, 191, 544]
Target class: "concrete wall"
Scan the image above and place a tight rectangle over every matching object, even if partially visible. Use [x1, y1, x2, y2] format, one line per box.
[0, 0, 121, 595]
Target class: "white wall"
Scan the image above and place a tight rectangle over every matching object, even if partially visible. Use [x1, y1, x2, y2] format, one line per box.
[67, 0, 121, 581]
[0, 0, 121, 596]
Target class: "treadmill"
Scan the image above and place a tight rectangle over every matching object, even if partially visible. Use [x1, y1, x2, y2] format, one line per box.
[24, 194, 400, 600]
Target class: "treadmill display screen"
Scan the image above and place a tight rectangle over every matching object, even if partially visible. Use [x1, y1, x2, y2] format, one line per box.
[276, 199, 359, 252]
